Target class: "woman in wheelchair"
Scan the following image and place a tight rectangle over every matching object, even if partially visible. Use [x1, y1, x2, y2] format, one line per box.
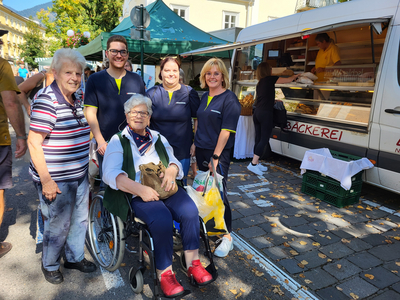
[102, 94, 213, 297]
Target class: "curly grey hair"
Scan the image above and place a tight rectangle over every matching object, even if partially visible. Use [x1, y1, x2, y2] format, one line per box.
[124, 94, 153, 116]
[50, 48, 87, 73]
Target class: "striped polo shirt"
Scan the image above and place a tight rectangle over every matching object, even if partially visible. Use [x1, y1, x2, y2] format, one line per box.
[29, 81, 90, 182]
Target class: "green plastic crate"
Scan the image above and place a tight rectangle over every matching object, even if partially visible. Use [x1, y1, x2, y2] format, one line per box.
[301, 150, 364, 208]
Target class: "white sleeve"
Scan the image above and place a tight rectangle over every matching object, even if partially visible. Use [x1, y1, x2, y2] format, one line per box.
[102, 135, 128, 190]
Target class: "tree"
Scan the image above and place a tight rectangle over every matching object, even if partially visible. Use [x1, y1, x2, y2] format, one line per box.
[82, 0, 123, 35]
[20, 19, 46, 68]
[37, 0, 123, 54]
[37, 0, 90, 53]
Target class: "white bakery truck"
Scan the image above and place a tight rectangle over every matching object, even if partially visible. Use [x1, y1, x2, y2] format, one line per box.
[181, 0, 400, 194]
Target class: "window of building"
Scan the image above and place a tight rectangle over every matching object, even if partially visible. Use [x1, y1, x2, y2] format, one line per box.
[171, 5, 189, 20]
[223, 11, 239, 29]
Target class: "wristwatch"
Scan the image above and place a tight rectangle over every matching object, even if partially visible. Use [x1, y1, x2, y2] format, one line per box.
[212, 154, 220, 160]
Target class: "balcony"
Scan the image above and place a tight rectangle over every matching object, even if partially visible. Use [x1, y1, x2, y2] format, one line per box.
[296, 0, 338, 12]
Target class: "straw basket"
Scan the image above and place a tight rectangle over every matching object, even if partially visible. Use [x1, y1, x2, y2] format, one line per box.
[240, 106, 253, 116]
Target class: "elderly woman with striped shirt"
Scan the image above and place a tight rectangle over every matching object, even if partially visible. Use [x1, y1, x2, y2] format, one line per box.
[28, 48, 96, 285]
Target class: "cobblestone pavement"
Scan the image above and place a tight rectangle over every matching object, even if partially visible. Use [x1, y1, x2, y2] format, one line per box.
[224, 157, 400, 300]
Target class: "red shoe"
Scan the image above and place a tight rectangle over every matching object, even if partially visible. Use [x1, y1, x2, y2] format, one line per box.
[160, 270, 184, 297]
[187, 259, 213, 285]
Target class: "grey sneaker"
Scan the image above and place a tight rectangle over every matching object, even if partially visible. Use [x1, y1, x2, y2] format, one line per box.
[214, 236, 234, 258]
[247, 163, 264, 176]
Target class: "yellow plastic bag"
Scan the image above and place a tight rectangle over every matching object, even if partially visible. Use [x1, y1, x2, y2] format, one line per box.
[186, 172, 227, 236]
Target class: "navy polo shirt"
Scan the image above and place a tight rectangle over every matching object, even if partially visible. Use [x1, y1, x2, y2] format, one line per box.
[84, 70, 145, 141]
[195, 90, 241, 150]
[146, 84, 200, 160]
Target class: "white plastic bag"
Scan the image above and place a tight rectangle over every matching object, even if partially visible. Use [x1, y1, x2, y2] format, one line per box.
[299, 72, 318, 81]
[192, 170, 224, 193]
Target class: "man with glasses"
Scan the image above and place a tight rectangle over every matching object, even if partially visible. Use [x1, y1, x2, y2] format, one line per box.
[84, 35, 145, 190]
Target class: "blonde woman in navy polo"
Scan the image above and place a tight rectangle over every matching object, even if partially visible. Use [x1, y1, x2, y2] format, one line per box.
[146, 57, 200, 177]
[195, 58, 241, 258]
[28, 48, 96, 284]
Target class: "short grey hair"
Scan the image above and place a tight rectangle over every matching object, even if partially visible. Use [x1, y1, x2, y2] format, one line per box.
[124, 94, 153, 116]
[50, 48, 86, 73]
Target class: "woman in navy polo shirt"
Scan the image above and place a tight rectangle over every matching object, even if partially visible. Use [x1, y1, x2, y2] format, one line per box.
[195, 58, 241, 258]
[147, 57, 200, 177]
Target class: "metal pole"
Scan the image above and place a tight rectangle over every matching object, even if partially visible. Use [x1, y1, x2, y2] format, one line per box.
[140, 4, 144, 79]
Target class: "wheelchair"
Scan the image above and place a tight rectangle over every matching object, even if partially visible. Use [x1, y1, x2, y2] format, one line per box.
[88, 190, 218, 299]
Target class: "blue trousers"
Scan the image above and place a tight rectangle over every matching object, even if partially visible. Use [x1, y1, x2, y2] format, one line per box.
[35, 174, 89, 271]
[131, 186, 199, 270]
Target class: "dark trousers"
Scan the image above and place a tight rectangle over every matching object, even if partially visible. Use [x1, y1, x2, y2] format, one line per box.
[195, 147, 232, 233]
[253, 109, 273, 158]
[131, 187, 199, 271]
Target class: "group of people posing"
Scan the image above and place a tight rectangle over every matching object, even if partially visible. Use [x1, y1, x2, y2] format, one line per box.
[1, 31, 341, 297]
[25, 34, 242, 297]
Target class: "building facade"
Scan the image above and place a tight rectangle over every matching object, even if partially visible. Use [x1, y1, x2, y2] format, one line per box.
[0, 0, 46, 62]
[122, 0, 297, 33]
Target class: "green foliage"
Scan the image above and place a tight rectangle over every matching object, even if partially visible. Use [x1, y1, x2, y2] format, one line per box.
[37, 0, 123, 53]
[20, 19, 46, 68]
[81, 0, 123, 35]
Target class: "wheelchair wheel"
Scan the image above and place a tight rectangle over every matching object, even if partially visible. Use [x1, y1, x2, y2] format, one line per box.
[129, 267, 144, 294]
[180, 252, 187, 272]
[88, 193, 125, 271]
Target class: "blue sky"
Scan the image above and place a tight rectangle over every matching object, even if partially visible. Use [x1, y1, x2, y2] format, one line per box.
[3, 0, 50, 11]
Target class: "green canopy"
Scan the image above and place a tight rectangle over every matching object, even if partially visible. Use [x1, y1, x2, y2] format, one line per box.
[77, 0, 232, 64]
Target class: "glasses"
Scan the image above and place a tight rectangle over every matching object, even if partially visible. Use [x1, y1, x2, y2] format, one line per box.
[128, 110, 149, 118]
[108, 49, 128, 57]
[205, 71, 221, 77]
[71, 106, 86, 127]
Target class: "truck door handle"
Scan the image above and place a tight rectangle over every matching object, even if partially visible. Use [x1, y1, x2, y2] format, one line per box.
[385, 109, 400, 114]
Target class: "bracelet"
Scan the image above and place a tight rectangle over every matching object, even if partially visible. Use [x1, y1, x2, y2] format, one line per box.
[169, 164, 179, 173]
[16, 135, 27, 140]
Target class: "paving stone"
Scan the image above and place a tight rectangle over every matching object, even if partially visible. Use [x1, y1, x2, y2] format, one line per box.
[322, 258, 361, 280]
[382, 260, 400, 275]
[237, 226, 266, 238]
[289, 237, 320, 253]
[317, 286, 351, 300]
[230, 201, 250, 210]
[370, 290, 400, 300]
[278, 200, 302, 208]
[249, 236, 274, 249]
[361, 234, 391, 247]
[361, 266, 400, 288]
[331, 228, 354, 239]
[311, 232, 342, 246]
[278, 258, 307, 274]
[369, 220, 398, 232]
[325, 217, 351, 228]
[294, 250, 329, 268]
[282, 207, 307, 216]
[369, 243, 400, 261]
[392, 282, 400, 293]
[232, 219, 248, 231]
[241, 214, 268, 226]
[337, 277, 379, 299]
[362, 208, 390, 219]
[231, 210, 243, 220]
[385, 214, 400, 224]
[341, 213, 370, 224]
[289, 224, 318, 236]
[320, 242, 354, 259]
[301, 268, 337, 290]
[237, 206, 264, 217]
[259, 223, 286, 234]
[342, 222, 382, 238]
[309, 220, 338, 231]
[262, 245, 290, 260]
[345, 238, 373, 252]
[347, 252, 383, 269]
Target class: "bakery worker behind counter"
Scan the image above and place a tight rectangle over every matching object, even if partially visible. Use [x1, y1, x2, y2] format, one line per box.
[311, 33, 341, 82]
